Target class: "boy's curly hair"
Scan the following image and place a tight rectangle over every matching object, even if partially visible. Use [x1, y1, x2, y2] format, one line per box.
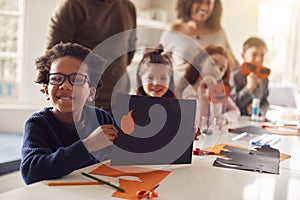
[35, 42, 105, 92]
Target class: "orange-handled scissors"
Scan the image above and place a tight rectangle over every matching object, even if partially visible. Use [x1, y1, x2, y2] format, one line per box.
[136, 184, 160, 199]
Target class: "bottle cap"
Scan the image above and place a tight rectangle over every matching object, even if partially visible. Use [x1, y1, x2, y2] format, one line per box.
[252, 98, 260, 107]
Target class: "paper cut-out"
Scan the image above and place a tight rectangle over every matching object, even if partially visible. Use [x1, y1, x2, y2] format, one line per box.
[241, 62, 271, 79]
[112, 93, 196, 165]
[120, 109, 135, 135]
[89, 164, 170, 199]
[208, 84, 230, 103]
[213, 145, 280, 174]
[204, 143, 290, 162]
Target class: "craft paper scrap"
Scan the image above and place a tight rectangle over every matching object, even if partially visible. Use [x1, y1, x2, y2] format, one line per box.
[89, 164, 170, 199]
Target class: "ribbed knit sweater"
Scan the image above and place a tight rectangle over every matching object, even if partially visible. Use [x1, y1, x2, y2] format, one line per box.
[21, 105, 114, 184]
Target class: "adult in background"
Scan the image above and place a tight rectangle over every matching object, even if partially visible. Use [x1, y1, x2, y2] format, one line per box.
[160, 0, 239, 97]
[46, 0, 137, 114]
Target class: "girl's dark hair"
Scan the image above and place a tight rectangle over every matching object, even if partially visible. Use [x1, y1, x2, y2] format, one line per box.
[35, 42, 105, 92]
[184, 44, 231, 86]
[176, 0, 222, 30]
[136, 44, 176, 98]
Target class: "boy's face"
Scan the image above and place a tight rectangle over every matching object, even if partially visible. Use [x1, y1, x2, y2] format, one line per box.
[141, 64, 171, 97]
[44, 56, 95, 119]
[242, 46, 266, 65]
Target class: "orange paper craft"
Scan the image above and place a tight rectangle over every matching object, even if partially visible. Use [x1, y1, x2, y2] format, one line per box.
[120, 109, 135, 135]
[204, 143, 291, 162]
[240, 62, 271, 79]
[89, 164, 170, 199]
[208, 84, 230, 103]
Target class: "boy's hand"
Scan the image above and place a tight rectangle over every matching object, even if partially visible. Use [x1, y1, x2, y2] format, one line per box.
[83, 125, 118, 153]
[247, 104, 252, 115]
[246, 72, 259, 93]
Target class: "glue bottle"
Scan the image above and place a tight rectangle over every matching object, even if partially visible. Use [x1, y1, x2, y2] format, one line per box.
[251, 98, 260, 121]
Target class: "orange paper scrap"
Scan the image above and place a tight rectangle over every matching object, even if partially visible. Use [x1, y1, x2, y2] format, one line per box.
[89, 164, 170, 199]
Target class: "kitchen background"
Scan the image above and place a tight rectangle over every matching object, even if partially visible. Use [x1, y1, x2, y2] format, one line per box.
[0, 0, 299, 133]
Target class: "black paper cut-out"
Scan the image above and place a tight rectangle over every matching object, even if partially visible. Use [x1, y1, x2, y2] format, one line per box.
[213, 145, 280, 174]
[111, 93, 196, 166]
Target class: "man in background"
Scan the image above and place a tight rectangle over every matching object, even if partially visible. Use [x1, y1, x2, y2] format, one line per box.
[46, 0, 137, 114]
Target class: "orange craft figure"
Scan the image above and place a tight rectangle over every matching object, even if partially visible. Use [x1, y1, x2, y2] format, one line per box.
[240, 62, 271, 80]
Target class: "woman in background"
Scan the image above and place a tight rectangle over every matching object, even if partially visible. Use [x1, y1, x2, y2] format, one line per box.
[160, 0, 239, 96]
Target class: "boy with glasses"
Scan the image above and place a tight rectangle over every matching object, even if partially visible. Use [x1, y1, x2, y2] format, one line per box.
[21, 43, 118, 184]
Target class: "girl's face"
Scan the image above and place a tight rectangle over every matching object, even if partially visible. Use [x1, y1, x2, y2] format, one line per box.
[190, 0, 215, 23]
[44, 56, 95, 121]
[242, 46, 266, 65]
[140, 64, 171, 97]
[201, 53, 228, 81]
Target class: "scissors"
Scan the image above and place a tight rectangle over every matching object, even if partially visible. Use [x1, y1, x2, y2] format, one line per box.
[136, 184, 160, 199]
[193, 148, 222, 156]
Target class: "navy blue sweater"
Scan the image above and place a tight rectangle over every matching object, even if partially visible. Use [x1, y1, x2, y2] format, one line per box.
[21, 105, 114, 184]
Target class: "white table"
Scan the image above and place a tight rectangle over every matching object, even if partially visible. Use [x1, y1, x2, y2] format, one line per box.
[1, 117, 300, 200]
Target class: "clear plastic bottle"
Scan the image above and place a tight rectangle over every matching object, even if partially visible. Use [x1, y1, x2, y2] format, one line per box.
[251, 98, 260, 121]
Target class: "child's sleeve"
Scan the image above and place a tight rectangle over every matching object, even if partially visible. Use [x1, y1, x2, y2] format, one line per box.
[20, 115, 95, 185]
[230, 69, 253, 115]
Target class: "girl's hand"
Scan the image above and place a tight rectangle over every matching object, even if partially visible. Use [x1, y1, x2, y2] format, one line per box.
[194, 127, 201, 140]
[83, 124, 118, 153]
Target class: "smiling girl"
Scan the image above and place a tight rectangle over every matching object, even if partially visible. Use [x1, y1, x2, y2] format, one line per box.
[136, 44, 175, 98]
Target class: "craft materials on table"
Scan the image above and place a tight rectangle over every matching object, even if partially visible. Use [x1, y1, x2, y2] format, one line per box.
[213, 145, 280, 174]
[250, 134, 281, 147]
[204, 143, 290, 162]
[89, 164, 170, 199]
[81, 172, 125, 193]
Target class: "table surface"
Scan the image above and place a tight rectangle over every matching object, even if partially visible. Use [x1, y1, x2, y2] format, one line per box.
[1, 117, 300, 200]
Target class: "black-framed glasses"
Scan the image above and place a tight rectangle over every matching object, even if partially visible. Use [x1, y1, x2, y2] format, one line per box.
[48, 73, 89, 86]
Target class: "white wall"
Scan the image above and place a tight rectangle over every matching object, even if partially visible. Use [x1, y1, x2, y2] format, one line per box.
[222, 0, 260, 62]
[0, 0, 260, 133]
